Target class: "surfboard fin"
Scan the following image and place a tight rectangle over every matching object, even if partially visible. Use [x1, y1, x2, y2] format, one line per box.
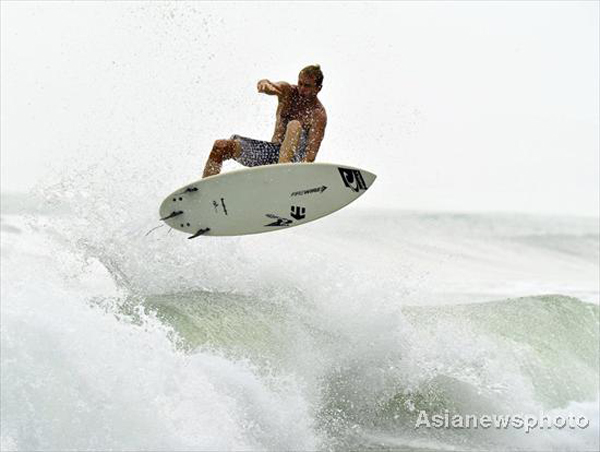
[188, 227, 210, 239]
[160, 211, 184, 221]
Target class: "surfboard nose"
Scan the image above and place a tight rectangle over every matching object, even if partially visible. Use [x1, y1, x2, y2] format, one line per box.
[336, 165, 377, 194]
[362, 170, 377, 189]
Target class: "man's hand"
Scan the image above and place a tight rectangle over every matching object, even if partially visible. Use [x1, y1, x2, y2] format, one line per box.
[257, 79, 286, 96]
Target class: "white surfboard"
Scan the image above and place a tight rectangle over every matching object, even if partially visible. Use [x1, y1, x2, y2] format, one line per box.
[158, 162, 376, 238]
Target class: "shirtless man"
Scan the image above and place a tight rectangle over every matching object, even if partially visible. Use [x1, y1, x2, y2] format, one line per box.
[202, 65, 327, 178]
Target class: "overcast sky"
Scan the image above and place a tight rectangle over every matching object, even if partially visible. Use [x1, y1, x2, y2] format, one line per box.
[1, 1, 598, 216]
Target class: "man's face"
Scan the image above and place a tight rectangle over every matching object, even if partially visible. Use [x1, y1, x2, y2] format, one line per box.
[298, 73, 320, 100]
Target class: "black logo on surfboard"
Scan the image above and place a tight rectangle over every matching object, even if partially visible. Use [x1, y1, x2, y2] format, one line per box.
[212, 198, 229, 215]
[290, 206, 306, 220]
[220, 198, 228, 215]
[291, 186, 328, 197]
[264, 214, 293, 227]
[338, 168, 367, 192]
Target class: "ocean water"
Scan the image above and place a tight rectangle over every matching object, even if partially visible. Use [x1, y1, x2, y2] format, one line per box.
[1, 183, 598, 451]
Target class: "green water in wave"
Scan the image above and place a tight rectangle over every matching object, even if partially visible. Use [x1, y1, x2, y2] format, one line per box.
[108, 290, 597, 451]
[403, 295, 599, 407]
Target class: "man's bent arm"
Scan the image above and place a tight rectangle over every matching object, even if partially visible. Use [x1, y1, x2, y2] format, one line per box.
[302, 115, 327, 163]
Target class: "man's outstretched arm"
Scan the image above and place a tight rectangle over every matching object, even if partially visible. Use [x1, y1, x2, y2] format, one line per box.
[257, 79, 292, 97]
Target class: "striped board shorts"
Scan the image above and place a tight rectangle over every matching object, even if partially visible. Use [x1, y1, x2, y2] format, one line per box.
[231, 131, 308, 167]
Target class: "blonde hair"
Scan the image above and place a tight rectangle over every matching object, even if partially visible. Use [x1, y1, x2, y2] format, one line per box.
[300, 64, 324, 87]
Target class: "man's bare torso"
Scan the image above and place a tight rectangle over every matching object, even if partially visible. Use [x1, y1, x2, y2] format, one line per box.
[272, 86, 326, 144]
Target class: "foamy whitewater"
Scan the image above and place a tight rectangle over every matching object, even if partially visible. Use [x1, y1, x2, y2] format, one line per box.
[1, 169, 599, 450]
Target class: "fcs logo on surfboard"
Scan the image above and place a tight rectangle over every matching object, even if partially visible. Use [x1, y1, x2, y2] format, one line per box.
[338, 167, 367, 192]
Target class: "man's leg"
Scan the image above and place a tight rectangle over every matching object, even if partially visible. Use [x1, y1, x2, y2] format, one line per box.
[202, 139, 241, 178]
[278, 120, 302, 163]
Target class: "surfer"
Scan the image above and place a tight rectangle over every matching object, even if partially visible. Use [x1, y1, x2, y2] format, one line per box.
[202, 64, 327, 178]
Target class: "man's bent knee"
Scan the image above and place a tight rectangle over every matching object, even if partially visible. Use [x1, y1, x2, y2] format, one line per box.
[279, 121, 302, 164]
[285, 120, 302, 138]
[211, 139, 239, 160]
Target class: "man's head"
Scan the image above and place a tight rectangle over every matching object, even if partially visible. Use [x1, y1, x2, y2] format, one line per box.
[298, 64, 323, 100]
